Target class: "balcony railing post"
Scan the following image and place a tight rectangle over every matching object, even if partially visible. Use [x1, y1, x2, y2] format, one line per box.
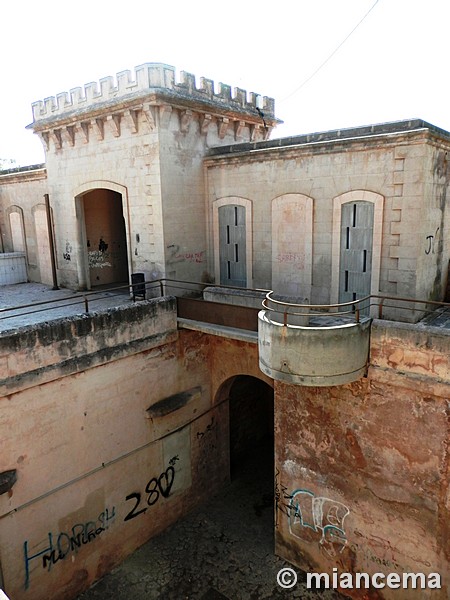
[355, 308, 360, 323]
[283, 310, 288, 326]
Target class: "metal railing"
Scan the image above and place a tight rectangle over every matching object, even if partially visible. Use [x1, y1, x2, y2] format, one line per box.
[0, 282, 135, 322]
[0, 278, 449, 327]
[262, 290, 450, 326]
[0, 279, 268, 323]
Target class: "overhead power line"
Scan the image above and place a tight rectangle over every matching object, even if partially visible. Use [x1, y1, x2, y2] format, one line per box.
[280, 0, 381, 104]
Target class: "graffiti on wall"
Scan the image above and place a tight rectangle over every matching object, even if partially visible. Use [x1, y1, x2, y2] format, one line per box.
[63, 241, 72, 261]
[274, 468, 294, 526]
[196, 417, 217, 452]
[425, 226, 440, 255]
[87, 237, 119, 269]
[167, 244, 205, 264]
[88, 250, 112, 269]
[276, 252, 305, 267]
[23, 506, 115, 588]
[350, 541, 410, 573]
[275, 470, 351, 558]
[123, 457, 179, 522]
[288, 489, 350, 558]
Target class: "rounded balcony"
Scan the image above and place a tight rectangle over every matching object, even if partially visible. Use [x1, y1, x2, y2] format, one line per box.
[258, 293, 372, 386]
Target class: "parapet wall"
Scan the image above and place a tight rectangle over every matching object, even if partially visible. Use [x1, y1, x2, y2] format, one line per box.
[0, 297, 177, 396]
[30, 62, 276, 125]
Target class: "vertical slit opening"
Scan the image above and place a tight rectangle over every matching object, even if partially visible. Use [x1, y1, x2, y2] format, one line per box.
[352, 204, 357, 227]
[227, 261, 231, 279]
[344, 271, 349, 292]
[235, 243, 239, 263]
[226, 225, 230, 245]
[363, 249, 367, 272]
[234, 206, 238, 226]
[346, 227, 350, 249]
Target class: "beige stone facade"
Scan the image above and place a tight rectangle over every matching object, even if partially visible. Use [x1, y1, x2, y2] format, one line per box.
[0, 64, 449, 316]
[0, 63, 449, 600]
[4, 63, 276, 290]
[205, 124, 450, 314]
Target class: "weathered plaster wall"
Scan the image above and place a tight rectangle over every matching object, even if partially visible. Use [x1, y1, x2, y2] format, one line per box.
[274, 320, 449, 599]
[0, 168, 47, 283]
[0, 301, 277, 600]
[0, 300, 227, 600]
[416, 142, 450, 301]
[159, 114, 213, 283]
[0, 297, 448, 600]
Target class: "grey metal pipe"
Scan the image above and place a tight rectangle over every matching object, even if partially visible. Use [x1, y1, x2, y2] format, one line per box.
[44, 193, 59, 290]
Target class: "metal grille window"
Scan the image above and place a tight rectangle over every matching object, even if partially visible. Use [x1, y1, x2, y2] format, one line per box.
[339, 201, 374, 306]
[218, 205, 246, 287]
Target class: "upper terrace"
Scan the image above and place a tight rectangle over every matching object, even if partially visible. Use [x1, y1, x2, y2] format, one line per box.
[1, 279, 450, 388]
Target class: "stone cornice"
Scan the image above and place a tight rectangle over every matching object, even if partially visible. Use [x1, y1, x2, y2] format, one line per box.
[31, 102, 275, 152]
[204, 128, 444, 167]
[0, 165, 47, 184]
[28, 63, 280, 132]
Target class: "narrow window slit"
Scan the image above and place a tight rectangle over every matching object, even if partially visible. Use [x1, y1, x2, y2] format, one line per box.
[235, 244, 239, 263]
[227, 261, 231, 279]
[352, 204, 357, 227]
[363, 249, 367, 272]
[234, 206, 238, 226]
[346, 227, 350, 249]
[344, 271, 349, 292]
[226, 225, 230, 245]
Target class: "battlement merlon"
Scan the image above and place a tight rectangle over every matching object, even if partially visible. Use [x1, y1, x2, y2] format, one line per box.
[28, 63, 279, 129]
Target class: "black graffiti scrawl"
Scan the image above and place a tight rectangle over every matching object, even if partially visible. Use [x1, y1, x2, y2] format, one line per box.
[123, 457, 179, 522]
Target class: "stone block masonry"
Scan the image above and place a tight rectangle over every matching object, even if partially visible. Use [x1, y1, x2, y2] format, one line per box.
[18, 62, 281, 291]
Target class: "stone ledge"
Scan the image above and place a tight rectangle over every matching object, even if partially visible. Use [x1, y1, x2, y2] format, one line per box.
[177, 318, 258, 344]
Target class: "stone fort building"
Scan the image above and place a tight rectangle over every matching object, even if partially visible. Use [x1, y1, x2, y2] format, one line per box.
[0, 63, 448, 599]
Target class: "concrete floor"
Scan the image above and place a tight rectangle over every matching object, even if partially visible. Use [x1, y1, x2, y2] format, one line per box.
[0, 283, 133, 332]
[77, 441, 342, 600]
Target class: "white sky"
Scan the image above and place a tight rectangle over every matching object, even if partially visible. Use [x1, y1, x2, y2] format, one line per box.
[2, 0, 449, 167]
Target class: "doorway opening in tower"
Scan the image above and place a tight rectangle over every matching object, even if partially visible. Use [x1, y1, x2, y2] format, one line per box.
[82, 189, 129, 288]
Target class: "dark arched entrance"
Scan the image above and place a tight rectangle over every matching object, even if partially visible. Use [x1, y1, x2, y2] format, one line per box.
[228, 375, 274, 478]
[82, 188, 129, 288]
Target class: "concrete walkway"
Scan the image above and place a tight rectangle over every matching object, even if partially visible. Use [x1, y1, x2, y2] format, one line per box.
[0, 283, 133, 332]
[77, 442, 342, 600]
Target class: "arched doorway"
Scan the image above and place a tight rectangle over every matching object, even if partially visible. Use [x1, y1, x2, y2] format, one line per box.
[228, 375, 274, 477]
[218, 374, 275, 554]
[81, 188, 129, 288]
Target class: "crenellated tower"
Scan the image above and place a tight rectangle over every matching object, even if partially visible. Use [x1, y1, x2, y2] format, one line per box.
[29, 63, 278, 152]
[26, 63, 281, 290]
